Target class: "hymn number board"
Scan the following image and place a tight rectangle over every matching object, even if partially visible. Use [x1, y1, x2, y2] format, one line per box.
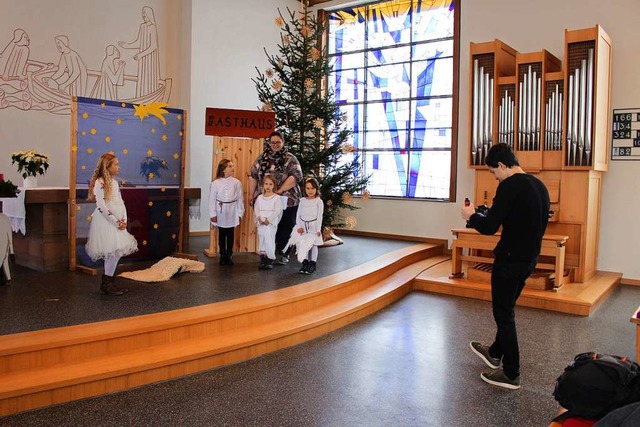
[612, 108, 640, 160]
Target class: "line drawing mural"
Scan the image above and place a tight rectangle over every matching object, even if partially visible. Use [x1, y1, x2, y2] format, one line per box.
[119, 6, 161, 99]
[0, 6, 171, 115]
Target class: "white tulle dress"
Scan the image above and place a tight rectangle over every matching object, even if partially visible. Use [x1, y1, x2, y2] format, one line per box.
[85, 177, 138, 261]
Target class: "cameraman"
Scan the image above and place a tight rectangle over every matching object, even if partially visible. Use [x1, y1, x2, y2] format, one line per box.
[461, 143, 550, 390]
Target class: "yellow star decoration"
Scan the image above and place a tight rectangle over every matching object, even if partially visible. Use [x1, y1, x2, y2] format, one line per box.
[108, 151, 114, 155]
[142, 240, 148, 245]
[87, 215, 92, 221]
[179, 131, 183, 136]
[121, 179, 127, 184]
[153, 224, 159, 230]
[148, 201, 154, 207]
[87, 147, 93, 154]
[90, 128, 97, 135]
[147, 149, 153, 156]
[177, 115, 181, 120]
[81, 165, 86, 170]
[116, 118, 122, 125]
[161, 160, 167, 166]
[151, 128, 156, 134]
[71, 145, 77, 152]
[162, 134, 167, 141]
[166, 211, 171, 217]
[82, 112, 89, 119]
[160, 186, 166, 192]
[105, 136, 111, 143]
[81, 131, 86, 136]
[148, 172, 155, 179]
[122, 148, 128, 155]
[77, 205, 81, 211]
[101, 102, 106, 108]
[173, 153, 179, 159]
[121, 103, 126, 108]
[173, 173, 177, 178]
[133, 102, 169, 124]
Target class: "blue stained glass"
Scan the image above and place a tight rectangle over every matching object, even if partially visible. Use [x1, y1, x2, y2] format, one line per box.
[328, 0, 455, 198]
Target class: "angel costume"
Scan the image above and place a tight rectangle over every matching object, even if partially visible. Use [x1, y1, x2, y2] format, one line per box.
[209, 176, 244, 264]
[285, 196, 324, 264]
[85, 178, 138, 262]
[253, 193, 283, 261]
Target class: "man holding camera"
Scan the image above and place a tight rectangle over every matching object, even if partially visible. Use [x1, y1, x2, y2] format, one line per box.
[461, 143, 550, 390]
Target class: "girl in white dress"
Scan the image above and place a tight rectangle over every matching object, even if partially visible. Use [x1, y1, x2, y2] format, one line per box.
[253, 175, 282, 269]
[209, 159, 244, 265]
[293, 177, 324, 274]
[85, 153, 138, 295]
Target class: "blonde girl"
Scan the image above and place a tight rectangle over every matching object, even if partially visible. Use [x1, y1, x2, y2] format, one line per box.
[253, 174, 283, 269]
[85, 153, 138, 295]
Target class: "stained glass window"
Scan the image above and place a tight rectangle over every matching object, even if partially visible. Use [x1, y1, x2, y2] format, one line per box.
[327, 0, 457, 199]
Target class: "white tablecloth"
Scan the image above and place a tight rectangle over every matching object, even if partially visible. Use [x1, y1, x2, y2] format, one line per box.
[0, 189, 26, 235]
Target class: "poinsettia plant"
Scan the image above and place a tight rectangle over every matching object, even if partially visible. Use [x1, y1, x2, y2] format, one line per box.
[11, 150, 49, 178]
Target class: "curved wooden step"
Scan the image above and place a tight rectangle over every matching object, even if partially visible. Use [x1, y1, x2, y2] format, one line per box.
[0, 243, 444, 416]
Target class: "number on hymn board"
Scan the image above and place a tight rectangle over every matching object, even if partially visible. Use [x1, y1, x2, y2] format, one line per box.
[614, 147, 632, 156]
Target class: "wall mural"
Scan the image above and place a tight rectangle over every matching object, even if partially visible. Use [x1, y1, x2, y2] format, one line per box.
[0, 6, 171, 115]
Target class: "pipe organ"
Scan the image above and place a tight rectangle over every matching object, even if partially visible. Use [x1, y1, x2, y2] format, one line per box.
[468, 25, 612, 283]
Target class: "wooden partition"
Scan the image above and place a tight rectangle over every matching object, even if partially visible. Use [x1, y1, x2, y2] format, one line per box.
[203, 107, 275, 258]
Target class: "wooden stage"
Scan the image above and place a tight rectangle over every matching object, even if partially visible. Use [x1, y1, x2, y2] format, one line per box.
[413, 256, 622, 316]
[0, 241, 621, 416]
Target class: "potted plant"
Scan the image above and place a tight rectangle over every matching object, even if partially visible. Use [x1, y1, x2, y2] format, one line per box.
[10, 150, 49, 187]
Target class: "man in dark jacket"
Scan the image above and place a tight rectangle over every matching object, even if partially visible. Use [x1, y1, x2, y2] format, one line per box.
[462, 143, 550, 390]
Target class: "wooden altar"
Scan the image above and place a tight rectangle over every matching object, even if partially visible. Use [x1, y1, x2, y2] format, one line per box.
[0, 187, 200, 272]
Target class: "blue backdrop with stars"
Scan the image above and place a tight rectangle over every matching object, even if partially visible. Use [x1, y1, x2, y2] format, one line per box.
[73, 97, 186, 267]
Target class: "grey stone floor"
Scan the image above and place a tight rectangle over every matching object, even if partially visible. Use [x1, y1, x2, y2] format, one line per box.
[1, 236, 639, 426]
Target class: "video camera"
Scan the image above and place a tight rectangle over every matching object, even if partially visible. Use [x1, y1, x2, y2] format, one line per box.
[466, 201, 489, 228]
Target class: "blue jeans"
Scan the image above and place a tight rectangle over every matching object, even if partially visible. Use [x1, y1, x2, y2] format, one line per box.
[488, 258, 536, 379]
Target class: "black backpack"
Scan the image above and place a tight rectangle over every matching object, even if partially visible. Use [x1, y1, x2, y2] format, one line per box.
[553, 352, 640, 420]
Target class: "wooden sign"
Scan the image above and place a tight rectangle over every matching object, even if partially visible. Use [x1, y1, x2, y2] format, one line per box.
[205, 108, 275, 138]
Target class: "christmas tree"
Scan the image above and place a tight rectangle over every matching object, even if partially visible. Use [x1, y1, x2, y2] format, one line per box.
[253, 1, 370, 235]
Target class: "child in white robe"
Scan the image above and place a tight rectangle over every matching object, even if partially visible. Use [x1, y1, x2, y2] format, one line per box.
[209, 159, 244, 265]
[253, 175, 282, 269]
[289, 177, 324, 274]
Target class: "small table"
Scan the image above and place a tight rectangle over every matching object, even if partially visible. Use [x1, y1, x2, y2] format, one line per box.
[450, 228, 569, 289]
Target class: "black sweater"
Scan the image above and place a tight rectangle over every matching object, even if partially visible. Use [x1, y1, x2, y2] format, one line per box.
[468, 173, 550, 262]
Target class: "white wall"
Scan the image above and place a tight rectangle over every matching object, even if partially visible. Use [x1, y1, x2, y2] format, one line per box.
[186, 0, 298, 232]
[0, 0, 184, 185]
[316, 0, 640, 280]
[2, 0, 639, 280]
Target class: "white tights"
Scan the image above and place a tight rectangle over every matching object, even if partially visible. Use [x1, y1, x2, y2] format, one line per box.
[306, 246, 318, 262]
[104, 253, 122, 277]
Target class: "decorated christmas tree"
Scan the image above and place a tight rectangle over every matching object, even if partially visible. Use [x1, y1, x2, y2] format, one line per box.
[253, 1, 370, 236]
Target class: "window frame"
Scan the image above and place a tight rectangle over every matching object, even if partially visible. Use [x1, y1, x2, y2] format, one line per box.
[320, 0, 460, 202]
